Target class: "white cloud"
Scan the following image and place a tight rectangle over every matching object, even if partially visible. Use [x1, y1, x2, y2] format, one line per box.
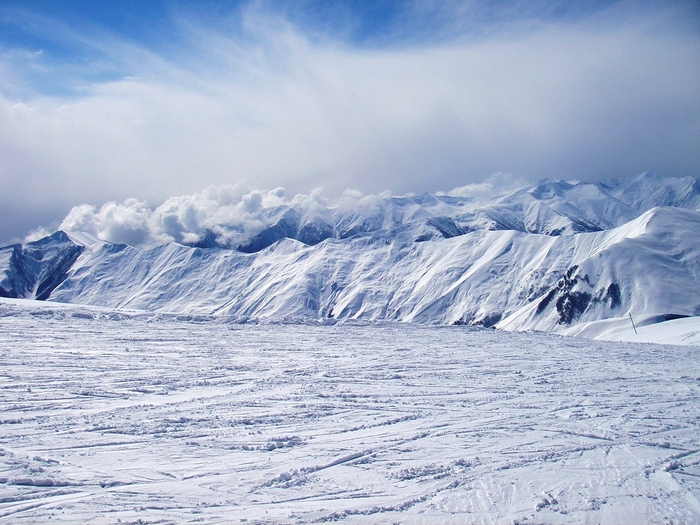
[57, 185, 322, 248]
[23, 225, 53, 243]
[2, 1, 700, 243]
[59, 199, 160, 247]
[446, 173, 530, 199]
[52, 184, 419, 248]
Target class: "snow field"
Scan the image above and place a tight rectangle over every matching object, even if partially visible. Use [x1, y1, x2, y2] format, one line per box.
[1, 302, 699, 524]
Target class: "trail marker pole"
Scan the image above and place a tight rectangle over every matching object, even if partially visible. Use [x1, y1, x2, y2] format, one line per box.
[629, 312, 638, 334]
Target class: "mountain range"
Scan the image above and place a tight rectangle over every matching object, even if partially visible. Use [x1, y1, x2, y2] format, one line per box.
[2, 172, 699, 335]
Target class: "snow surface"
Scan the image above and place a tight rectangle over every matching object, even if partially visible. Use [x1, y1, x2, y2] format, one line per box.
[1, 299, 699, 524]
[566, 314, 700, 346]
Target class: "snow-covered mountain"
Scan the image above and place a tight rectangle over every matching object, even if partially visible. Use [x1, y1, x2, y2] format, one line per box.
[2, 173, 699, 334]
[208, 172, 700, 250]
[0, 231, 84, 301]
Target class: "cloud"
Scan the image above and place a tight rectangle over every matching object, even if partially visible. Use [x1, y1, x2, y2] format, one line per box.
[60, 199, 155, 247]
[1, 0, 699, 243]
[445, 173, 530, 199]
[57, 185, 311, 248]
[55, 183, 424, 249]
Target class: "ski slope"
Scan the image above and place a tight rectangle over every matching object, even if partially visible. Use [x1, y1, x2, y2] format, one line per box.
[1, 299, 699, 524]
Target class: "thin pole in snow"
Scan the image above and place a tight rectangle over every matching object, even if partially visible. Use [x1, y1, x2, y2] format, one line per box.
[629, 312, 638, 334]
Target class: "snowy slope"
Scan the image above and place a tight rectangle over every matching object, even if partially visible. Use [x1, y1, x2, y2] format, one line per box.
[2, 173, 699, 334]
[235, 172, 700, 249]
[40, 205, 698, 334]
[1, 303, 699, 523]
[0, 231, 83, 300]
[499, 207, 700, 332]
[564, 314, 700, 346]
[599, 171, 700, 212]
[102, 172, 700, 251]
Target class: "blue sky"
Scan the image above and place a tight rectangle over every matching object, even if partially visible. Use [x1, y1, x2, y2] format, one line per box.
[0, 0, 618, 97]
[0, 0, 699, 243]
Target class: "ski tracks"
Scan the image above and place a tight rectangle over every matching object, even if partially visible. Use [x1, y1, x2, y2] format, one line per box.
[0, 305, 699, 523]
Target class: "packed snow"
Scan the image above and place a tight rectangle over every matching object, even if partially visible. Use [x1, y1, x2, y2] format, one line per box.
[1, 299, 699, 524]
[565, 314, 700, 347]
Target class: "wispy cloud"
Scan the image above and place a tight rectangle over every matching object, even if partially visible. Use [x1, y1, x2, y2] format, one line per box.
[0, 0, 698, 243]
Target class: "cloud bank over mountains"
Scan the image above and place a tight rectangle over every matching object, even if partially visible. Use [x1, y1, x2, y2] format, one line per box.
[55, 185, 309, 248]
[42, 171, 533, 249]
[25, 171, 693, 253]
[1, 1, 699, 244]
[50, 183, 438, 249]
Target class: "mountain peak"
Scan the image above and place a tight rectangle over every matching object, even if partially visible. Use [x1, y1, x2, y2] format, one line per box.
[2, 173, 699, 338]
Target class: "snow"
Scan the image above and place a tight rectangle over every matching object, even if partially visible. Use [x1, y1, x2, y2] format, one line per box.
[50, 173, 700, 252]
[2, 173, 699, 338]
[25, 206, 694, 335]
[566, 314, 700, 346]
[1, 299, 699, 523]
[1, 173, 698, 524]
[64, 231, 101, 247]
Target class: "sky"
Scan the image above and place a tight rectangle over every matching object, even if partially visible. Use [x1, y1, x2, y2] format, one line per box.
[0, 0, 699, 245]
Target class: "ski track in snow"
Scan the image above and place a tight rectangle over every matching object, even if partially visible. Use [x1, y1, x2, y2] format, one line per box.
[1, 303, 699, 524]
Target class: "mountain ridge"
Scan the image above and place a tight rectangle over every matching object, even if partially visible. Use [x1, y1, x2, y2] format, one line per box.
[2, 173, 699, 336]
